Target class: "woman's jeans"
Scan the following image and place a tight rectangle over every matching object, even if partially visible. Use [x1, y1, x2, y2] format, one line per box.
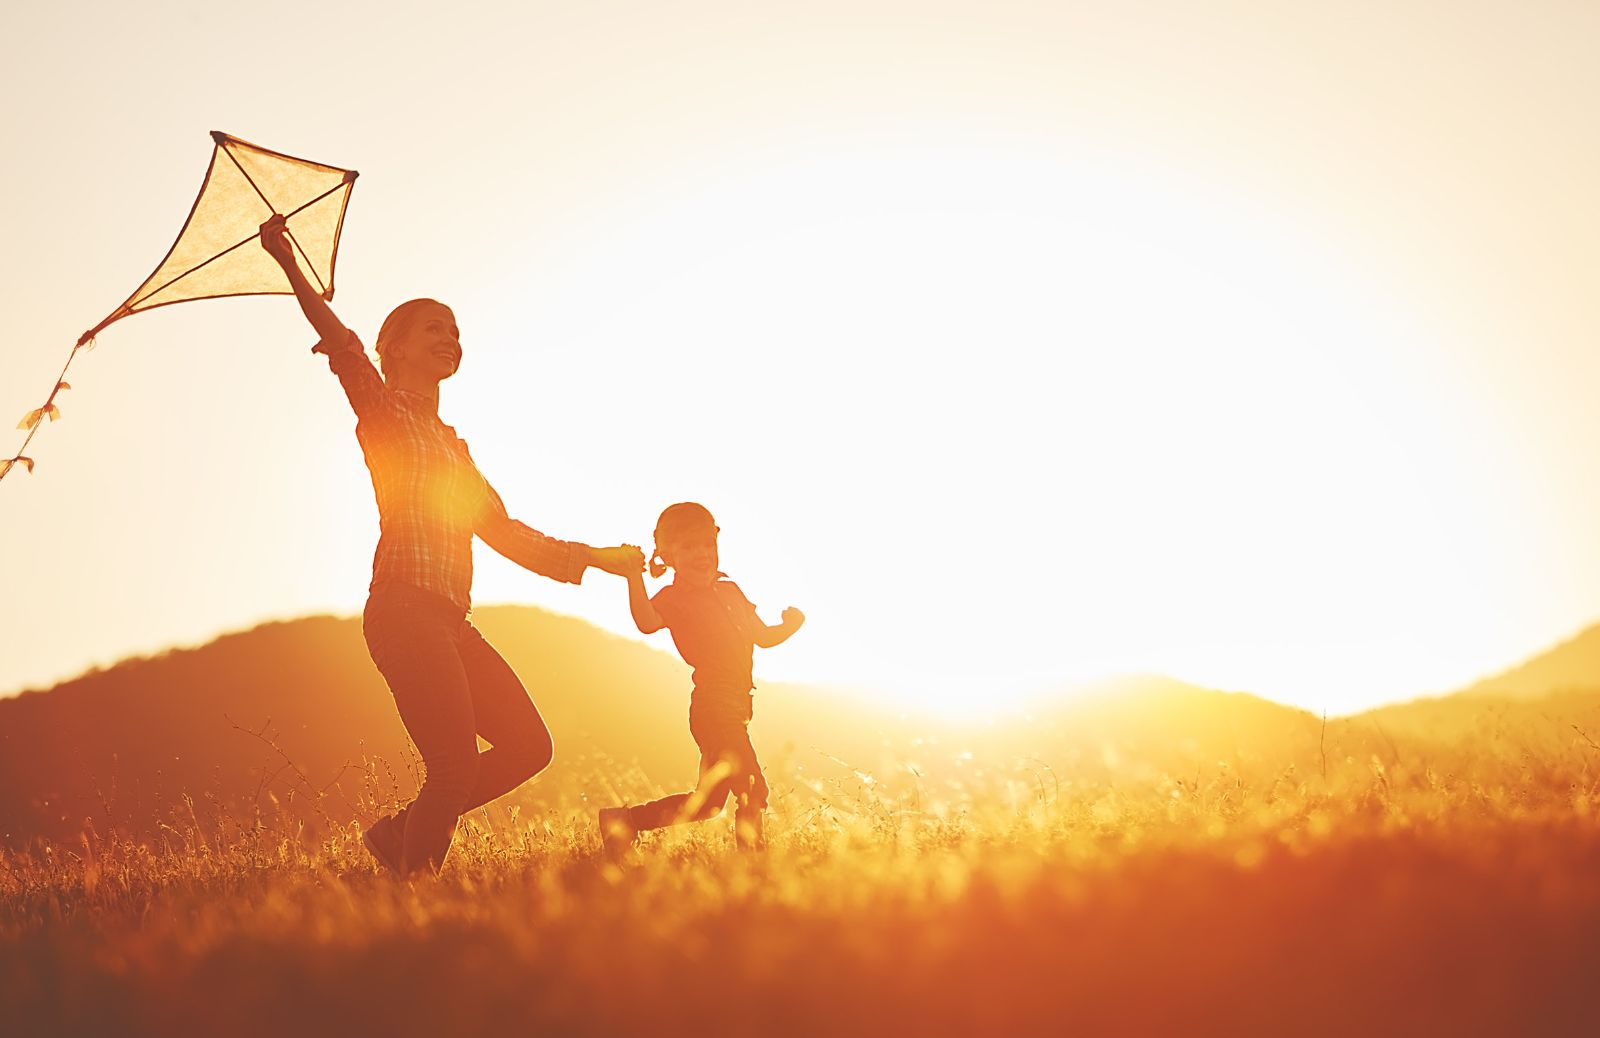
[363, 583, 554, 874]
[628, 690, 768, 841]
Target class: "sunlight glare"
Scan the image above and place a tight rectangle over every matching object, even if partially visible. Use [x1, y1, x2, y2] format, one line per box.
[465, 136, 1501, 717]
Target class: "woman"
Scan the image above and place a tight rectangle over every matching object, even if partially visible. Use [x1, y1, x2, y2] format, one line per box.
[259, 215, 641, 876]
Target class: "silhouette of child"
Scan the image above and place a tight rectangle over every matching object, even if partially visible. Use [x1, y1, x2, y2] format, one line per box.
[600, 502, 803, 854]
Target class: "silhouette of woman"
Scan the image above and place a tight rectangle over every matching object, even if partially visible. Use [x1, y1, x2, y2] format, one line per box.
[259, 215, 641, 876]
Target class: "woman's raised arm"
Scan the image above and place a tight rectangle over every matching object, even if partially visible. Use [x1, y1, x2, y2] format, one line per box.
[260, 215, 350, 351]
[260, 214, 389, 419]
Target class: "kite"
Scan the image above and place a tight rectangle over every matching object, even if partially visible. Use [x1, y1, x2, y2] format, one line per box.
[2, 131, 358, 481]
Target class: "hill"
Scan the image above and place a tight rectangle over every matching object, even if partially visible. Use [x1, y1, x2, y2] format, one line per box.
[23, 606, 1600, 852]
[0, 608, 1329, 848]
[1458, 623, 1600, 699]
[1360, 625, 1600, 752]
[0, 609, 683, 847]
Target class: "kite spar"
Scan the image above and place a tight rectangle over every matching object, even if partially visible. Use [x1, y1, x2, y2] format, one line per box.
[2, 131, 358, 482]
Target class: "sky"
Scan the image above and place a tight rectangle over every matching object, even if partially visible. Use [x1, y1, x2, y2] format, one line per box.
[3, 1, 1599, 716]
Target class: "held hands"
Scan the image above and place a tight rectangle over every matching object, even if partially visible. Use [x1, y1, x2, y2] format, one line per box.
[258, 214, 296, 269]
[592, 544, 645, 578]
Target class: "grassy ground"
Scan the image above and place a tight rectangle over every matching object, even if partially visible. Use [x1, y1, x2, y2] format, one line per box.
[5, 742, 1600, 1037]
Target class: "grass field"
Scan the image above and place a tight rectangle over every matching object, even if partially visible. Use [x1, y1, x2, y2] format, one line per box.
[5, 722, 1600, 1038]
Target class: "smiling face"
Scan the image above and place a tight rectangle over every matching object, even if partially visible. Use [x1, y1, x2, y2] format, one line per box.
[386, 301, 462, 383]
[662, 525, 720, 586]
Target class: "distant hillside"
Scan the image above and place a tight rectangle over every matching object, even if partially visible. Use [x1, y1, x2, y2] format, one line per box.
[1457, 624, 1600, 699]
[0, 608, 1411, 849]
[1336, 625, 1600, 748]
[0, 608, 691, 848]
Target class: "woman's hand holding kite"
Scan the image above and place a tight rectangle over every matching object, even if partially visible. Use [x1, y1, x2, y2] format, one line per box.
[260, 214, 297, 269]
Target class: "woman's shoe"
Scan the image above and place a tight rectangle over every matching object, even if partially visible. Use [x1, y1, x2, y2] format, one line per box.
[362, 814, 406, 876]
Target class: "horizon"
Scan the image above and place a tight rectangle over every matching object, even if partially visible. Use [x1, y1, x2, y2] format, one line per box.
[4, 597, 1586, 719]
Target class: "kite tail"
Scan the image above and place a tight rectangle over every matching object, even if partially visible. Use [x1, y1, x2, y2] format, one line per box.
[0, 333, 93, 483]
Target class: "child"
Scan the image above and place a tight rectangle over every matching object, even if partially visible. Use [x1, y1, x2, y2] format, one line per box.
[600, 502, 804, 853]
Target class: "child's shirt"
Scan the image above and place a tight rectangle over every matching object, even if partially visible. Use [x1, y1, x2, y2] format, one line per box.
[651, 579, 760, 697]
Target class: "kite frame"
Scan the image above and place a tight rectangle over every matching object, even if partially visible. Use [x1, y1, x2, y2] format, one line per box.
[83, 131, 360, 343]
[2, 130, 358, 483]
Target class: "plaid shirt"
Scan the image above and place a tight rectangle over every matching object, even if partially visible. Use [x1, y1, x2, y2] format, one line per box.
[326, 334, 589, 610]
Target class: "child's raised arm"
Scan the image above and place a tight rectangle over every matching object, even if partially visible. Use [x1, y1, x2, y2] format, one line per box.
[627, 569, 665, 634]
[754, 606, 804, 649]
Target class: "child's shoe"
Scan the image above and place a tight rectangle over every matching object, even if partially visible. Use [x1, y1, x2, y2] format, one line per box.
[362, 814, 406, 876]
[599, 806, 637, 859]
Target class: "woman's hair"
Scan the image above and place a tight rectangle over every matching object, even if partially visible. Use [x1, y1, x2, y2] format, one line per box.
[374, 298, 446, 379]
[650, 502, 716, 578]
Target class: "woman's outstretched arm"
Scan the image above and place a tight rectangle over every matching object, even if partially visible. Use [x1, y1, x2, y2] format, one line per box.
[475, 480, 642, 585]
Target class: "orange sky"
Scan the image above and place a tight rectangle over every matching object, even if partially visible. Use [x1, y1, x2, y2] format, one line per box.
[4, 2, 1600, 715]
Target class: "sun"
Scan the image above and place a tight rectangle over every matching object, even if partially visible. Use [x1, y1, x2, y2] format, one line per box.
[465, 133, 1487, 718]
